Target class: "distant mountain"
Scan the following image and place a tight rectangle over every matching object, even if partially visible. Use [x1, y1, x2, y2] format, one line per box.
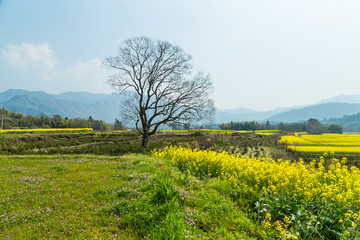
[2, 89, 282, 124]
[2, 89, 360, 125]
[0, 89, 54, 102]
[53, 91, 118, 103]
[219, 107, 257, 114]
[267, 103, 360, 122]
[214, 105, 306, 123]
[216, 109, 275, 123]
[0, 89, 122, 123]
[320, 94, 360, 104]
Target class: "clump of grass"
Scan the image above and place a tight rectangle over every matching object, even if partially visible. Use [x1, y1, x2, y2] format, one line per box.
[107, 165, 263, 239]
[48, 165, 69, 172]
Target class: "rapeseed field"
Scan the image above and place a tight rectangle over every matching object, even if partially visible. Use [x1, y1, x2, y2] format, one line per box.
[0, 128, 93, 133]
[280, 133, 360, 154]
[154, 146, 360, 239]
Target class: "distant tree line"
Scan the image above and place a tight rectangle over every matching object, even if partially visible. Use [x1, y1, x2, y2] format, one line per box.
[0, 108, 126, 131]
[324, 113, 360, 132]
[219, 118, 343, 134]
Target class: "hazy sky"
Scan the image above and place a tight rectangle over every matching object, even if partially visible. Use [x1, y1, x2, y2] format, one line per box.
[1, 0, 360, 111]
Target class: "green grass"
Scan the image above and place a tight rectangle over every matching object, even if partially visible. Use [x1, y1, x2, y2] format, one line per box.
[0, 154, 264, 239]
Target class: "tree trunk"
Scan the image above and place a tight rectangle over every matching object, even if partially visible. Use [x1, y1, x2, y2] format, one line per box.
[141, 134, 148, 150]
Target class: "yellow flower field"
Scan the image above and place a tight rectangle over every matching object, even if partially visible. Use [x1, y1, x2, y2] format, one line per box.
[279, 133, 360, 154]
[153, 146, 360, 207]
[153, 146, 360, 239]
[287, 145, 360, 154]
[0, 128, 93, 133]
[280, 133, 360, 146]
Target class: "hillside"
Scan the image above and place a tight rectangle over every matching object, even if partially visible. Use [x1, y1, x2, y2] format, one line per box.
[0, 106, 123, 130]
[0, 89, 122, 123]
[324, 112, 360, 132]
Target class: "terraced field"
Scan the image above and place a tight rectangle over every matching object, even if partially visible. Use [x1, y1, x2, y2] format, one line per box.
[279, 133, 360, 165]
[3, 130, 359, 239]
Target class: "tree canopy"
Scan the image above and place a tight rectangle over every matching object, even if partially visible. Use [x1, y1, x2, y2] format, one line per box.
[104, 36, 214, 149]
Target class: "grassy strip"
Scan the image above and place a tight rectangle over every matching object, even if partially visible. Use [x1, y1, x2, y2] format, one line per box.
[159, 129, 280, 135]
[0, 154, 263, 239]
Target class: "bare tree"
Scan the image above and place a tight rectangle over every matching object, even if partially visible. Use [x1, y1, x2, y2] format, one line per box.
[104, 36, 214, 149]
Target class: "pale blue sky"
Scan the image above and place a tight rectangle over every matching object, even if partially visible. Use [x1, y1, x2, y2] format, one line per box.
[1, 0, 360, 111]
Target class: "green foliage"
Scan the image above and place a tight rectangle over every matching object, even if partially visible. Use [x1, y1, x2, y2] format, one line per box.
[219, 121, 261, 131]
[0, 107, 126, 130]
[326, 123, 343, 134]
[218, 119, 344, 135]
[324, 112, 360, 132]
[306, 118, 325, 134]
[219, 120, 307, 132]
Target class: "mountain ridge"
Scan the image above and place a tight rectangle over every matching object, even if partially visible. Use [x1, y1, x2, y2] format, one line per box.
[2, 89, 360, 124]
[319, 94, 360, 104]
[266, 102, 360, 122]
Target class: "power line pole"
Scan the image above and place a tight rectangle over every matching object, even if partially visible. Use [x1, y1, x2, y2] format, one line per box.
[1, 115, 3, 130]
